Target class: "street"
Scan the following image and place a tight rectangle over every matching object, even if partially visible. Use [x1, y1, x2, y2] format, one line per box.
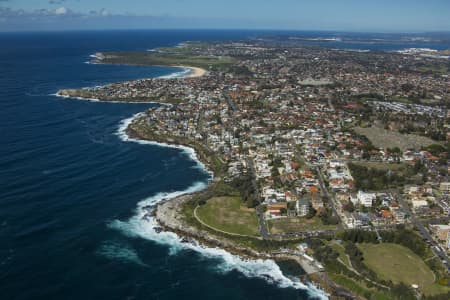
[396, 192, 450, 271]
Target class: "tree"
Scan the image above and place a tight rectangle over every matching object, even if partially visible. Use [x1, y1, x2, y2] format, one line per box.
[391, 282, 416, 300]
[344, 200, 355, 212]
[306, 206, 317, 219]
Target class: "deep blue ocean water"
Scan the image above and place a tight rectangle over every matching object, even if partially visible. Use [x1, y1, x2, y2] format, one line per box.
[1, 30, 448, 300]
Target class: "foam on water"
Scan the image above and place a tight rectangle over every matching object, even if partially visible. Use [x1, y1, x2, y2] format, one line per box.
[111, 115, 328, 299]
[158, 68, 192, 79]
[97, 240, 148, 267]
[116, 114, 212, 177]
[90, 54, 104, 60]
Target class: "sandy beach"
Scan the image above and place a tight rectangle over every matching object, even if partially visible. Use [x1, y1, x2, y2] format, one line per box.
[175, 66, 208, 78]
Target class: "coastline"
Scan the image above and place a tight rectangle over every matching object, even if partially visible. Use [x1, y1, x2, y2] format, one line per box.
[173, 66, 207, 78]
[89, 52, 208, 78]
[56, 58, 335, 298]
[123, 116, 339, 299]
[54, 64, 207, 103]
[116, 116, 330, 298]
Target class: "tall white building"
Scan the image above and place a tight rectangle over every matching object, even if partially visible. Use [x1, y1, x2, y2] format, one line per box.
[351, 191, 376, 207]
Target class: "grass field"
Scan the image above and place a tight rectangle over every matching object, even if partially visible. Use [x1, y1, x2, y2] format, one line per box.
[195, 196, 259, 236]
[268, 217, 336, 234]
[358, 243, 435, 290]
[354, 126, 436, 151]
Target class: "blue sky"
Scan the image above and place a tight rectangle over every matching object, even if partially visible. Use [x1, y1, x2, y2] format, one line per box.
[0, 0, 449, 32]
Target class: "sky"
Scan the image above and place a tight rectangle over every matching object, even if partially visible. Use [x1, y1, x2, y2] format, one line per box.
[0, 0, 449, 32]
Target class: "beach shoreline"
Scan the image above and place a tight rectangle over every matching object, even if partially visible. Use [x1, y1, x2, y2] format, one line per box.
[174, 66, 208, 78]
[89, 52, 208, 79]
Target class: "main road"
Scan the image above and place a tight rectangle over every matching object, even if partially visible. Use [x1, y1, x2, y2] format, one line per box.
[246, 157, 269, 239]
[396, 192, 450, 271]
[315, 166, 344, 230]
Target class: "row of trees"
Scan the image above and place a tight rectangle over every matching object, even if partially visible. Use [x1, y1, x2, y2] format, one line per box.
[380, 229, 428, 257]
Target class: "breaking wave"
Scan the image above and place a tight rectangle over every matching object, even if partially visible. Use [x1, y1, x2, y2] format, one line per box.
[158, 68, 192, 79]
[109, 115, 328, 299]
[116, 114, 212, 177]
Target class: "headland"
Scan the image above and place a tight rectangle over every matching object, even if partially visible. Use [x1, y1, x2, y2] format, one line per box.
[59, 39, 450, 300]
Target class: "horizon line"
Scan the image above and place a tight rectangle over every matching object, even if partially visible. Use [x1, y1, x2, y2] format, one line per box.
[1, 28, 450, 35]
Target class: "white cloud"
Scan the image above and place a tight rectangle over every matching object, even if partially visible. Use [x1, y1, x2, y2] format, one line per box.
[99, 8, 110, 17]
[54, 7, 67, 15]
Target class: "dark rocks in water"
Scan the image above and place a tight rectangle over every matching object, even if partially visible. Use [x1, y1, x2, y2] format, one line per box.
[142, 206, 156, 216]
[180, 237, 199, 245]
[153, 226, 163, 233]
[261, 274, 274, 281]
[141, 213, 152, 221]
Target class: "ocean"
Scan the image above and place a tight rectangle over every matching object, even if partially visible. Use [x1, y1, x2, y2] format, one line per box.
[0, 30, 447, 300]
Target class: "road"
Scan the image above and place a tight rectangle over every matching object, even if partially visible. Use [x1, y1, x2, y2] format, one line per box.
[315, 166, 343, 230]
[423, 216, 450, 225]
[256, 205, 269, 239]
[396, 193, 450, 271]
[246, 157, 269, 239]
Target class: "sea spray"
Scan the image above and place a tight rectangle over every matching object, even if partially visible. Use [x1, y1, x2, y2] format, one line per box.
[112, 114, 328, 299]
[116, 114, 212, 178]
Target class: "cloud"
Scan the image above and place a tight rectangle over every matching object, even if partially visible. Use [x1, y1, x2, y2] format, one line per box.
[0, 6, 85, 18]
[54, 7, 67, 15]
[0, 6, 171, 29]
[49, 0, 71, 4]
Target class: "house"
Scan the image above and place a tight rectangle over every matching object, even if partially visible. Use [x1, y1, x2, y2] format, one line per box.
[351, 191, 376, 207]
[391, 207, 407, 224]
[440, 182, 450, 195]
[296, 199, 311, 217]
[309, 185, 320, 194]
[267, 202, 288, 218]
[343, 212, 370, 228]
[411, 199, 429, 211]
[311, 195, 324, 212]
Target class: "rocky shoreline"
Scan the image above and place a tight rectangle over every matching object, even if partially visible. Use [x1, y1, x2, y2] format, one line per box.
[126, 118, 359, 300]
[56, 89, 183, 104]
[55, 76, 360, 299]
